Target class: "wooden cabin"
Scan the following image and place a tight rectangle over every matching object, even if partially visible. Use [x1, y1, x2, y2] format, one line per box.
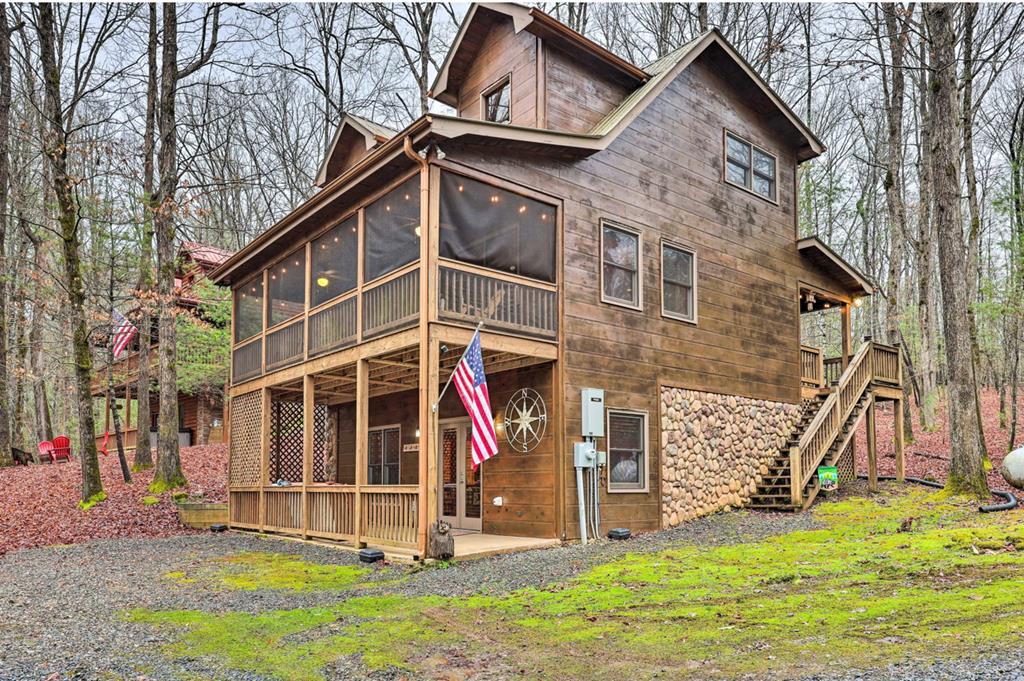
[92, 241, 234, 451]
[212, 3, 904, 559]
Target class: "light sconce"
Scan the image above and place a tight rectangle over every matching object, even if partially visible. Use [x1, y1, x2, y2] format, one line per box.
[316, 277, 329, 288]
[852, 297, 864, 308]
[415, 428, 421, 438]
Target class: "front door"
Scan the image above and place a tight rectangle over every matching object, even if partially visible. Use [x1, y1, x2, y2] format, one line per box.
[439, 418, 482, 531]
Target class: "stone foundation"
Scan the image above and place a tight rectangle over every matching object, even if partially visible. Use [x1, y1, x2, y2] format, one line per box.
[660, 387, 801, 528]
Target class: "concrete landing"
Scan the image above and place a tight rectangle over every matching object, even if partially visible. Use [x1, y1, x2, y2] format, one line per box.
[452, 533, 561, 560]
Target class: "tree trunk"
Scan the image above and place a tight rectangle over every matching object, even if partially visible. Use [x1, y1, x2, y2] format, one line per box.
[134, 3, 158, 470]
[35, 4, 103, 502]
[0, 6, 12, 467]
[926, 3, 988, 498]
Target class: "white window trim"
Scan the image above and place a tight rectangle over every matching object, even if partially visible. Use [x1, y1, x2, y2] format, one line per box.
[605, 408, 649, 494]
[367, 423, 402, 485]
[723, 129, 779, 204]
[599, 219, 643, 311]
[660, 238, 698, 325]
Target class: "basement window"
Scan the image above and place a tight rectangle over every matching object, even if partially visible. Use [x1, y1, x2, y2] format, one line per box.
[368, 425, 401, 485]
[482, 75, 511, 124]
[725, 130, 777, 202]
[607, 409, 648, 493]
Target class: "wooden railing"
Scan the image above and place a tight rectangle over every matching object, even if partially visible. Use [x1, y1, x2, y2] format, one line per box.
[232, 337, 262, 383]
[438, 265, 558, 339]
[361, 486, 418, 547]
[263, 487, 303, 532]
[265, 319, 305, 371]
[823, 356, 844, 386]
[230, 489, 260, 528]
[800, 345, 823, 388]
[793, 342, 874, 502]
[94, 428, 138, 452]
[306, 486, 357, 540]
[362, 267, 419, 339]
[871, 342, 901, 385]
[308, 296, 357, 357]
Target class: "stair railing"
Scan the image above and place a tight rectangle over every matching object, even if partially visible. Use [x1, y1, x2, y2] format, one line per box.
[790, 341, 875, 504]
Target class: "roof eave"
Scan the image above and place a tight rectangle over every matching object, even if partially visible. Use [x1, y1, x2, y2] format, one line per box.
[798, 236, 875, 296]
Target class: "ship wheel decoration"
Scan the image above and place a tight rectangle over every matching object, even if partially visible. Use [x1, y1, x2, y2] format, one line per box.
[504, 388, 547, 453]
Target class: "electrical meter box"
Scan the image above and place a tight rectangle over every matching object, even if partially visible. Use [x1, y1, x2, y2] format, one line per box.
[581, 388, 605, 437]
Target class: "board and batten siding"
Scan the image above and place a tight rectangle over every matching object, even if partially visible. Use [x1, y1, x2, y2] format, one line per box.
[444, 54, 813, 536]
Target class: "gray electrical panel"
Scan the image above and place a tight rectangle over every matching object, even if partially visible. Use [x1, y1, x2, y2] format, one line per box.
[581, 388, 605, 437]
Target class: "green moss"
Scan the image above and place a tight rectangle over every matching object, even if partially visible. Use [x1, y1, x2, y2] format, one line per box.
[128, 488, 1024, 679]
[141, 495, 160, 506]
[148, 477, 186, 495]
[172, 552, 371, 592]
[78, 491, 107, 511]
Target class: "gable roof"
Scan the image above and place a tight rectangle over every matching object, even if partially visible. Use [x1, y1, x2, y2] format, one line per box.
[430, 2, 648, 107]
[179, 241, 234, 270]
[315, 113, 397, 188]
[798, 236, 874, 297]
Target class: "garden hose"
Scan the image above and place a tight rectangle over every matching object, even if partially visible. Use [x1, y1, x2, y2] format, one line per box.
[855, 474, 1018, 513]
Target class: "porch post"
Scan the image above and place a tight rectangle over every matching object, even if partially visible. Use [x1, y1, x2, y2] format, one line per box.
[125, 384, 132, 430]
[259, 387, 271, 532]
[302, 374, 313, 539]
[840, 303, 852, 371]
[417, 329, 439, 558]
[894, 397, 905, 482]
[866, 393, 877, 492]
[354, 358, 369, 547]
[789, 446, 802, 507]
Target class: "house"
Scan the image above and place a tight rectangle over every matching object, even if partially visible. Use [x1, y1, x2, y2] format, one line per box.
[211, 3, 904, 559]
[92, 241, 235, 451]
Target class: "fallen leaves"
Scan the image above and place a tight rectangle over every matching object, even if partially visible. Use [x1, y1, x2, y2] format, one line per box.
[0, 444, 227, 557]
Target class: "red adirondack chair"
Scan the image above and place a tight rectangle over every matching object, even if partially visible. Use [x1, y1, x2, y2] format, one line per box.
[51, 435, 72, 463]
[37, 440, 55, 464]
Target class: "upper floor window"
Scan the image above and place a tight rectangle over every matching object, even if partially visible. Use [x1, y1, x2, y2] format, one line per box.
[661, 241, 696, 323]
[234, 275, 263, 343]
[601, 221, 641, 310]
[725, 131, 776, 201]
[482, 75, 511, 124]
[311, 215, 358, 307]
[364, 175, 420, 282]
[266, 247, 306, 327]
[438, 171, 556, 283]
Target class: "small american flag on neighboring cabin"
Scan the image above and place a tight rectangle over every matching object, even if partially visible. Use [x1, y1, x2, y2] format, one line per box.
[111, 308, 137, 359]
[452, 331, 499, 469]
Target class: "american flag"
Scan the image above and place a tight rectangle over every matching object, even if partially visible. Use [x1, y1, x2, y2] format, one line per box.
[452, 331, 499, 469]
[111, 308, 137, 359]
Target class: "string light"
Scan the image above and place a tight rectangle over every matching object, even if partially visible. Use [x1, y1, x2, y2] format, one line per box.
[457, 184, 464, 192]
[518, 205, 526, 214]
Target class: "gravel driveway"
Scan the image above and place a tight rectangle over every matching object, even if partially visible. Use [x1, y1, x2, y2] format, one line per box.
[1, 508, 1021, 681]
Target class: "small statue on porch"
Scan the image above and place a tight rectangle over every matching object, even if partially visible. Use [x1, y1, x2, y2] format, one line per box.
[428, 519, 455, 560]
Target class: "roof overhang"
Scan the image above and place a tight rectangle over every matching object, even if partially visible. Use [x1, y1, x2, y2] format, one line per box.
[315, 114, 396, 188]
[798, 236, 874, 298]
[429, 3, 648, 107]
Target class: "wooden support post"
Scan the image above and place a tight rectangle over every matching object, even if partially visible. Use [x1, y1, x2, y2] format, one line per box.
[302, 374, 313, 539]
[125, 384, 132, 430]
[789, 446, 802, 507]
[866, 394, 877, 492]
[894, 397, 905, 482]
[417, 329, 439, 559]
[840, 303, 852, 371]
[104, 392, 111, 432]
[354, 358, 369, 548]
[259, 387, 272, 532]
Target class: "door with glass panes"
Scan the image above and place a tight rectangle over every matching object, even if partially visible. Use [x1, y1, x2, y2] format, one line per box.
[438, 418, 482, 531]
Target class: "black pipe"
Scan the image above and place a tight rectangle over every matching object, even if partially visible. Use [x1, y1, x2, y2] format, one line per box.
[855, 474, 1018, 512]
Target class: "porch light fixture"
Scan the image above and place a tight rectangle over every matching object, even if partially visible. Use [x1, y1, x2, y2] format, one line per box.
[316, 277, 329, 288]
[853, 296, 864, 308]
[415, 428, 421, 438]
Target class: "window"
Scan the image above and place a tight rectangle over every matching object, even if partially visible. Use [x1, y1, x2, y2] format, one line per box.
[234, 275, 264, 343]
[607, 410, 647, 492]
[601, 221, 641, 309]
[367, 426, 400, 485]
[482, 76, 511, 123]
[311, 215, 358, 307]
[724, 131, 776, 201]
[266, 247, 306, 327]
[364, 175, 420, 282]
[662, 241, 696, 322]
[438, 171, 557, 283]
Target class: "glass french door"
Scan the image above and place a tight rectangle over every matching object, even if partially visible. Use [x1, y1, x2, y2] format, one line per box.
[439, 418, 482, 531]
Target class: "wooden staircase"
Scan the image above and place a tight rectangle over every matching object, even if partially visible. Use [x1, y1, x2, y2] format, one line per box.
[749, 341, 896, 511]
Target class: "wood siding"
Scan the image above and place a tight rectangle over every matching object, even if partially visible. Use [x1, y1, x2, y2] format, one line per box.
[444, 54, 813, 536]
[543, 43, 632, 133]
[456, 19, 538, 127]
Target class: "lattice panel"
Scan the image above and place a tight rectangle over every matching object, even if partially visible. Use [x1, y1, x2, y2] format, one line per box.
[837, 441, 856, 486]
[229, 391, 263, 486]
[270, 399, 304, 483]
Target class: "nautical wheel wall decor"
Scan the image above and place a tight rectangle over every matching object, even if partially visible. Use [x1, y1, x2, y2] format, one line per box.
[504, 388, 547, 453]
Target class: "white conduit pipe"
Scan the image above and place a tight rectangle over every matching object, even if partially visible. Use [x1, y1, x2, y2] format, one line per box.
[576, 466, 588, 545]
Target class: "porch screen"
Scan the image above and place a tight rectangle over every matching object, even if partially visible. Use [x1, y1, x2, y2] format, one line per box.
[311, 215, 358, 307]
[439, 171, 556, 283]
[267, 247, 306, 327]
[364, 176, 420, 282]
[234, 275, 264, 342]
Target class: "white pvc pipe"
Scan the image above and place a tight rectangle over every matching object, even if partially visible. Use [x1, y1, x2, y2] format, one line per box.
[576, 466, 588, 545]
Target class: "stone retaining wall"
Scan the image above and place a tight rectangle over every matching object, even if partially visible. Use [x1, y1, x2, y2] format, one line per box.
[660, 387, 801, 528]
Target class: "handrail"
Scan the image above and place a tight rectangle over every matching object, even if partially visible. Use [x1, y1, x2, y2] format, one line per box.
[796, 341, 873, 490]
[799, 345, 823, 387]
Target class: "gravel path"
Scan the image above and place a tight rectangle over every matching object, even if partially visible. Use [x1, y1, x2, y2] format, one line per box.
[1, 506, 1020, 681]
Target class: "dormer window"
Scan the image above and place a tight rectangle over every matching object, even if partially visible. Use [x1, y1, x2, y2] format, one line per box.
[482, 75, 511, 124]
[725, 130, 777, 202]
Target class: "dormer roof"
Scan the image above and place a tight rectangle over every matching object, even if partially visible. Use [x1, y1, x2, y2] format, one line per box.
[429, 2, 648, 108]
[315, 113, 397, 188]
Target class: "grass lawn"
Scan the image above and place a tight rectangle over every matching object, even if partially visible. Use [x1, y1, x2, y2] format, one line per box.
[127, 486, 1024, 680]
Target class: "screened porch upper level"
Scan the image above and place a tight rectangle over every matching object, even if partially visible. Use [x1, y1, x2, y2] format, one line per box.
[229, 162, 561, 387]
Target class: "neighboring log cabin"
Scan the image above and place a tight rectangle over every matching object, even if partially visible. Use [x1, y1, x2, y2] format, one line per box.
[212, 3, 904, 559]
[92, 241, 234, 451]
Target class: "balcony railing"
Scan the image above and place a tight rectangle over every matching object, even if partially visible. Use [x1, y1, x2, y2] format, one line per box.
[438, 264, 557, 340]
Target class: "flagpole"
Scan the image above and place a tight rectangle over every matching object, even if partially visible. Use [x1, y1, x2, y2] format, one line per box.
[432, 321, 484, 413]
